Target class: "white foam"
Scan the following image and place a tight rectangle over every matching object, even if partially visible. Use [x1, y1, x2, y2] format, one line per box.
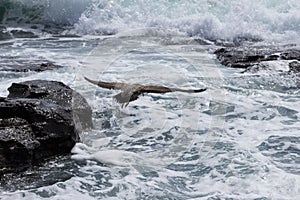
[71, 143, 144, 167]
[70, 0, 300, 43]
[1, 18, 300, 199]
[5, 0, 300, 43]
[92, 150, 143, 166]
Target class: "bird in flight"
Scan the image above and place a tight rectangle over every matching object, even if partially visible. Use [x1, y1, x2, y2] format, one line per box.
[84, 77, 206, 107]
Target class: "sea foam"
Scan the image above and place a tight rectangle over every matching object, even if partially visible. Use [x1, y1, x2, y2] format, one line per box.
[2, 0, 300, 43]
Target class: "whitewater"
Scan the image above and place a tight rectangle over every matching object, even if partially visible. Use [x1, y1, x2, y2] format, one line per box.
[0, 0, 300, 199]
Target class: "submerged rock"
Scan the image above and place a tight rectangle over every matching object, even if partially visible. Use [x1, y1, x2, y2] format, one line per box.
[214, 47, 278, 68]
[214, 46, 300, 73]
[10, 29, 38, 38]
[0, 27, 38, 40]
[0, 61, 63, 72]
[0, 30, 12, 40]
[0, 80, 92, 175]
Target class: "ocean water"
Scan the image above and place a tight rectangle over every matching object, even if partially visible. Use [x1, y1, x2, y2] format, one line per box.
[0, 0, 300, 199]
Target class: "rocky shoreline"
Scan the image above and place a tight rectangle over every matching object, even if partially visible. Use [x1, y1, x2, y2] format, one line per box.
[0, 42, 299, 185]
[214, 46, 300, 74]
[0, 79, 92, 176]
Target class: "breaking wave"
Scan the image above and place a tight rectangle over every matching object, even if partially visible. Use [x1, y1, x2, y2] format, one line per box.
[1, 0, 300, 42]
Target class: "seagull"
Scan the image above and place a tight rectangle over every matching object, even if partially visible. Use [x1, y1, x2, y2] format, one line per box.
[84, 77, 206, 107]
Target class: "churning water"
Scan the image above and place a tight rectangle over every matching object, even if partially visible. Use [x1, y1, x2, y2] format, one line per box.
[0, 0, 299, 199]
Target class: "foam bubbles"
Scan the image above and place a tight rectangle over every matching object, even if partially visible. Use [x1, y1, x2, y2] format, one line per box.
[3, 0, 300, 43]
[71, 143, 144, 167]
[71, 0, 300, 43]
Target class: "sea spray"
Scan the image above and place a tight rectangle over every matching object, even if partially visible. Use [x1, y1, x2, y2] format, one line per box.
[1, 0, 300, 43]
[72, 0, 300, 43]
[0, 0, 91, 26]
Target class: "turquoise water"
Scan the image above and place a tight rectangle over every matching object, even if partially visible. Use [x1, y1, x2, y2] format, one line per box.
[0, 0, 300, 199]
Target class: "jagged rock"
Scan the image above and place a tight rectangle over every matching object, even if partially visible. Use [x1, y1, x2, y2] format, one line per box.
[214, 47, 280, 68]
[214, 46, 300, 74]
[0, 80, 92, 175]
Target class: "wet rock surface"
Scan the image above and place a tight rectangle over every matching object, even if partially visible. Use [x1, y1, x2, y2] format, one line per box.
[0, 155, 76, 191]
[214, 46, 300, 73]
[0, 27, 38, 41]
[0, 80, 92, 175]
[0, 59, 63, 73]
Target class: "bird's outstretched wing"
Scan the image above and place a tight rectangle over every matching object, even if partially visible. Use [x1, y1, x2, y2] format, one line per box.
[84, 76, 206, 107]
[140, 86, 207, 94]
[84, 77, 128, 90]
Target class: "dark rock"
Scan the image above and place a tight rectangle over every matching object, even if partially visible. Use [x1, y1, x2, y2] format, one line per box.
[0, 80, 92, 175]
[242, 63, 271, 74]
[0, 155, 75, 191]
[0, 27, 37, 40]
[280, 49, 300, 60]
[214, 47, 279, 68]
[215, 46, 300, 73]
[10, 29, 38, 38]
[289, 61, 300, 73]
[0, 62, 63, 72]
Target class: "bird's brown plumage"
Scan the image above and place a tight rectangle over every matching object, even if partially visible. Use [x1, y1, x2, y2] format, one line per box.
[84, 77, 206, 107]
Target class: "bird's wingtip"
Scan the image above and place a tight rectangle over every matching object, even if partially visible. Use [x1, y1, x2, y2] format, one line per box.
[84, 76, 92, 82]
[194, 88, 207, 93]
[84, 76, 99, 85]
